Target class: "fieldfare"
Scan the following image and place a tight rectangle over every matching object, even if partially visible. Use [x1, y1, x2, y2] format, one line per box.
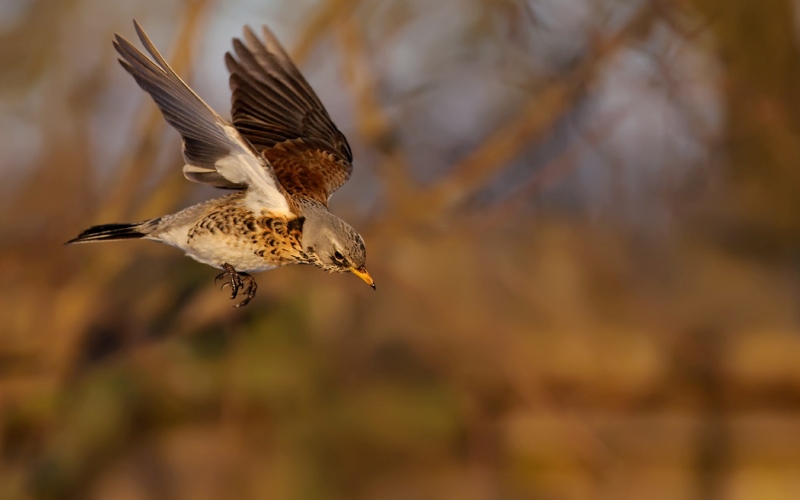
[68, 21, 374, 306]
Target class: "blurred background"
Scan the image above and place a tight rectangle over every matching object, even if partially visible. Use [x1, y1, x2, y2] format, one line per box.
[2, 0, 800, 498]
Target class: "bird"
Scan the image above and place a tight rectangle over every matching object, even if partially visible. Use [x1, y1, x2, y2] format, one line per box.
[67, 20, 374, 307]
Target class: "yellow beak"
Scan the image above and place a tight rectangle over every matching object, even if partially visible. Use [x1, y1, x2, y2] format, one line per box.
[350, 266, 376, 290]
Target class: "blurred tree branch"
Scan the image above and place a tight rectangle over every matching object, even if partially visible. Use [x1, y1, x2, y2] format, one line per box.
[418, 0, 662, 219]
[689, 0, 800, 254]
[335, 14, 415, 210]
[292, 0, 363, 64]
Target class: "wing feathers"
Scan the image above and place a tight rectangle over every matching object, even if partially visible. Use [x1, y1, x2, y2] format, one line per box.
[114, 21, 354, 211]
[114, 41, 231, 169]
[243, 27, 324, 111]
[227, 25, 354, 204]
[115, 21, 292, 214]
[183, 164, 246, 189]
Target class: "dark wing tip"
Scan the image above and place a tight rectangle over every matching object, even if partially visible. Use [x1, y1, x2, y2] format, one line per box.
[242, 24, 257, 41]
[224, 51, 237, 73]
[116, 58, 132, 73]
[231, 38, 251, 61]
[133, 19, 146, 40]
[258, 25, 290, 57]
[112, 34, 129, 51]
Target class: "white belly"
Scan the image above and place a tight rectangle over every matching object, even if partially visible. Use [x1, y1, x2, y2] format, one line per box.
[152, 227, 278, 273]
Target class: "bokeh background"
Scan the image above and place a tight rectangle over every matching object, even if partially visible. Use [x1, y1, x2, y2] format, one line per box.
[2, 0, 800, 498]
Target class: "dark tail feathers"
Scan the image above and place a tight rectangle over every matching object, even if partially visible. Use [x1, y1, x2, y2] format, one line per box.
[66, 219, 159, 244]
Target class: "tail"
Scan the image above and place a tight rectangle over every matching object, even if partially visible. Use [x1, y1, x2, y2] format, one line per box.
[66, 218, 160, 244]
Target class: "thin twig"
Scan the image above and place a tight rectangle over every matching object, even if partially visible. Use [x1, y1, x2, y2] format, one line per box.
[421, 0, 661, 217]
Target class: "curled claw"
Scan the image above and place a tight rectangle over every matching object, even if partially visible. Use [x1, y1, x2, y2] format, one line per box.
[215, 263, 258, 306]
[215, 269, 237, 296]
[216, 274, 230, 291]
[218, 263, 241, 299]
[234, 274, 258, 308]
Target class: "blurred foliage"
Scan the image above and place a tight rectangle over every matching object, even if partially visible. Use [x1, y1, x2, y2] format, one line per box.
[2, 0, 800, 499]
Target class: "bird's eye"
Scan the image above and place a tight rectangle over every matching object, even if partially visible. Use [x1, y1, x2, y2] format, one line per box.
[333, 251, 344, 261]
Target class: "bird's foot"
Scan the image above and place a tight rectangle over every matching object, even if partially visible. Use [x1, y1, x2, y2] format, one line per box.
[215, 263, 258, 307]
[215, 263, 242, 298]
[235, 273, 258, 308]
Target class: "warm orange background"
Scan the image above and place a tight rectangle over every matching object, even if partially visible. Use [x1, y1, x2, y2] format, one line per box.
[2, 0, 800, 498]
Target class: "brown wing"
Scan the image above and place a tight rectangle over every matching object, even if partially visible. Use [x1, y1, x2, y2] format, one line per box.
[225, 25, 353, 206]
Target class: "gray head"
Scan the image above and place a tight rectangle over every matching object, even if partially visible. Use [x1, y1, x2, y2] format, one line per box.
[300, 208, 374, 289]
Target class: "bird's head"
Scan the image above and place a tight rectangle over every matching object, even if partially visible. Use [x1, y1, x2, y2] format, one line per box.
[300, 209, 374, 289]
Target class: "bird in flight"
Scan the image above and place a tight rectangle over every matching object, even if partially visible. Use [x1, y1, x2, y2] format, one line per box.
[67, 21, 374, 307]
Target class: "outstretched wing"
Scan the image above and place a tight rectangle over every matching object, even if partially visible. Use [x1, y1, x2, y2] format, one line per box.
[114, 20, 292, 215]
[226, 25, 353, 206]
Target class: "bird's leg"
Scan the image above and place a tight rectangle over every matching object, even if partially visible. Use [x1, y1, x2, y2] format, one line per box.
[234, 273, 258, 308]
[215, 263, 244, 299]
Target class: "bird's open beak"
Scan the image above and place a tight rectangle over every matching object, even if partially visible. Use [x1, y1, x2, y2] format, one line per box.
[350, 266, 376, 290]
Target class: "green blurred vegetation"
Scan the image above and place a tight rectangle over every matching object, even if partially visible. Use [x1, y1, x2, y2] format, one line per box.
[2, 0, 800, 498]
